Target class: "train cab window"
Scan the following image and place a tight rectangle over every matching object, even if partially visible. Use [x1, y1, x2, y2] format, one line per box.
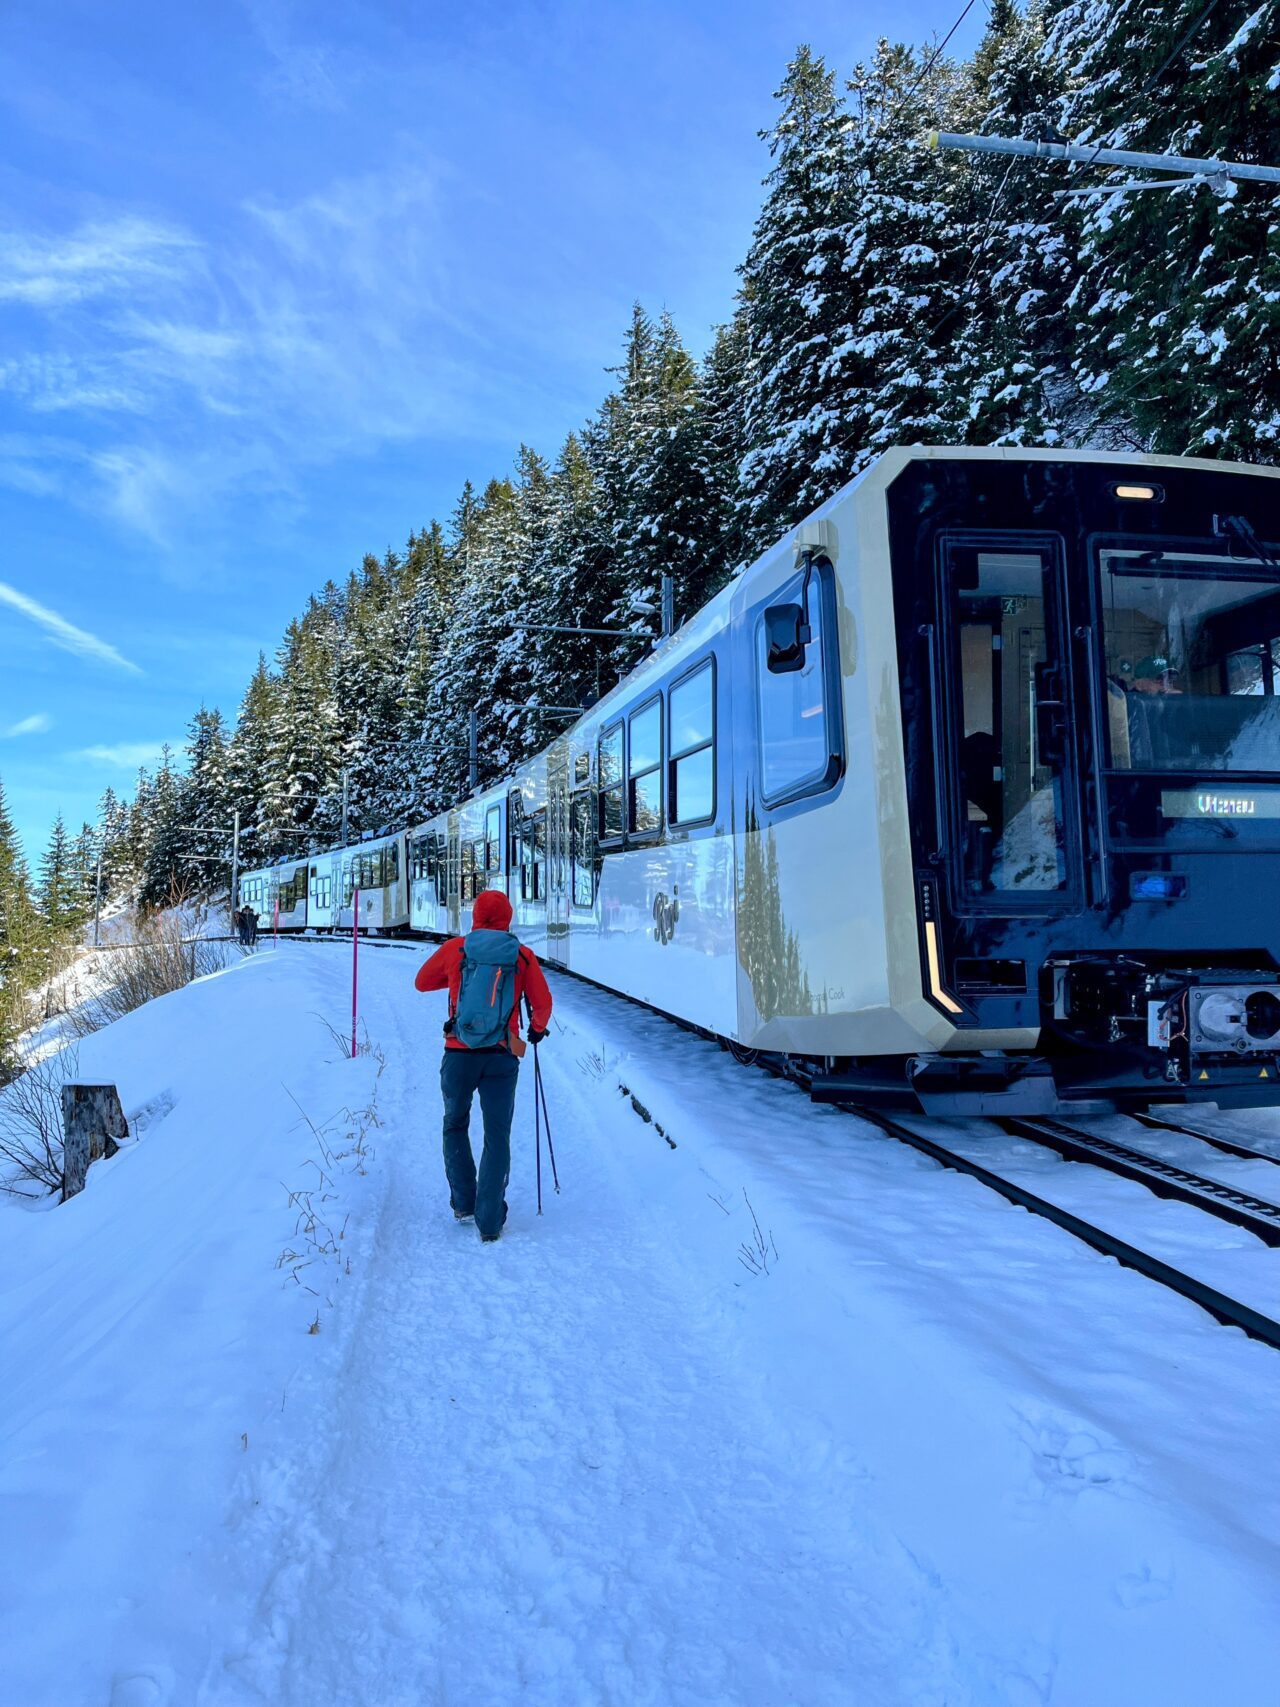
[1097, 546, 1280, 774]
[628, 698, 663, 835]
[571, 791, 595, 908]
[948, 545, 1069, 899]
[756, 565, 841, 805]
[669, 659, 715, 825]
[599, 724, 624, 843]
[385, 842, 399, 883]
[410, 836, 429, 882]
[484, 806, 501, 873]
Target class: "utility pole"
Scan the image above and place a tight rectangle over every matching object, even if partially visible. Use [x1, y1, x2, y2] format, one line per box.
[341, 769, 350, 846]
[661, 574, 674, 639]
[93, 855, 103, 950]
[468, 708, 479, 795]
[923, 130, 1280, 193]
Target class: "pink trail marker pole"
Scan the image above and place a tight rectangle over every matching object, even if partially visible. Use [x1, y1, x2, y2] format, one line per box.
[351, 886, 360, 1060]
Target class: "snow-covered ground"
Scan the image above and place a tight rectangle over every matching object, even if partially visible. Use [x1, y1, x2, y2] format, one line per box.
[3, 940, 1279, 1707]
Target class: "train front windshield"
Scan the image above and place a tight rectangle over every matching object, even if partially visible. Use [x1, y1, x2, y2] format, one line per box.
[1097, 545, 1280, 774]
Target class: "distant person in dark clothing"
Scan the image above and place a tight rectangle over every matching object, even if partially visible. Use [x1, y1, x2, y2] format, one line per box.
[414, 889, 553, 1243]
[243, 907, 259, 948]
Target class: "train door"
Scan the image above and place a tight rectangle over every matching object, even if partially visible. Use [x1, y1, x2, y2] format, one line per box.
[939, 536, 1082, 911]
[546, 751, 570, 963]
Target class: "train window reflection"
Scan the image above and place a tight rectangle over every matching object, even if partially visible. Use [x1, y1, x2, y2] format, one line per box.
[1099, 549, 1280, 773]
[670, 659, 715, 825]
[599, 723, 624, 844]
[756, 567, 835, 804]
[571, 791, 594, 908]
[628, 698, 663, 835]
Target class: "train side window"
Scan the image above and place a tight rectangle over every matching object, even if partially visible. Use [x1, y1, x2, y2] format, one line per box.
[385, 842, 399, 883]
[756, 564, 842, 806]
[599, 724, 624, 844]
[628, 697, 663, 835]
[669, 658, 715, 825]
[531, 810, 546, 900]
[571, 790, 595, 908]
[574, 752, 590, 785]
[485, 805, 501, 873]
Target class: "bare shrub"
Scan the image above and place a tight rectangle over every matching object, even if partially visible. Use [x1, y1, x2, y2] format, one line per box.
[67, 910, 230, 1039]
[0, 1045, 80, 1198]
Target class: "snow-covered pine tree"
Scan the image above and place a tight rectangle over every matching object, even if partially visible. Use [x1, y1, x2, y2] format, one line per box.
[696, 312, 753, 594]
[227, 656, 279, 866]
[182, 706, 232, 892]
[37, 813, 84, 939]
[95, 786, 131, 902]
[70, 822, 100, 931]
[834, 38, 972, 466]
[392, 521, 456, 821]
[614, 310, 712, 637]
[418, 482, 492, 804]
[942, 0, 1070, 445]
[737, 46, 857, 561]
[1048, 0, 1280, 458]
[139, 746, 187, 909]
[0, 780, 47, 1052]
[527, 432, 609, 720]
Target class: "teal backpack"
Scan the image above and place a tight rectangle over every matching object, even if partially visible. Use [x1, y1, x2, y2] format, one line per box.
[453, 929, 521, 1049]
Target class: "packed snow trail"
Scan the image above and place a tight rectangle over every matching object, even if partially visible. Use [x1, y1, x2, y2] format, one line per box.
[4, 940, 1280, 1706]
[210, 952, 953, 1707]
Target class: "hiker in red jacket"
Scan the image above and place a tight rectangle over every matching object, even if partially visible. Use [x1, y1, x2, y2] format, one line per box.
[414, 888, 553, 1243]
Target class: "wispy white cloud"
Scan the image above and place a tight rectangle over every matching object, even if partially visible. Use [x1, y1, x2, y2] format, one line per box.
[72, 741, 171, 769]
[0, 216, 198, 309]
[2, 713, 51, 737]
[0, 581, 143, 674]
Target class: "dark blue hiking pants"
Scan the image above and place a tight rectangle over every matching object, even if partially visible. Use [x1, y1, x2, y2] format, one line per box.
[440, 1048, 519, 1237]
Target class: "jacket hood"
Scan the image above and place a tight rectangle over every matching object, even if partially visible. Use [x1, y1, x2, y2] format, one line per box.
[471, 889, 514, 931]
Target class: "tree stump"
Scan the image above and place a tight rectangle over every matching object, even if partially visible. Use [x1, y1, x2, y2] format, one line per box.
[61, 1084, 129, 1202]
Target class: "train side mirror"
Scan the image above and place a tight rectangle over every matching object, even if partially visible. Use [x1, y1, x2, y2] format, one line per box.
[764, 603, 811, 673]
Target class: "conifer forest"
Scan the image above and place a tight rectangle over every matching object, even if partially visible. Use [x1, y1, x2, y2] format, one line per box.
[3, 0, 1278, 1041]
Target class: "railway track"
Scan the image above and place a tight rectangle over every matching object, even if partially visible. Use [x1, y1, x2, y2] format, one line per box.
[1129, 1109, 1280, 1168]
[854, 1109, 1280, 1353]
[997, 1116, 1280, 1246]
[278, 932, 1280, 1351]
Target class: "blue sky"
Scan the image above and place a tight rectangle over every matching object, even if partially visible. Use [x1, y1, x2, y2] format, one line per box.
[0, 0, 984, 862]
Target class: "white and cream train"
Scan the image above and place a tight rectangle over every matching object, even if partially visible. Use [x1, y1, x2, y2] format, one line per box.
[240, 446, 1280, 1115]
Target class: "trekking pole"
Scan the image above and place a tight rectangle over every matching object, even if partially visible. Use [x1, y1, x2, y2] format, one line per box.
[534, 1046, 543, 1216]
[533, 1042, 560, 1195]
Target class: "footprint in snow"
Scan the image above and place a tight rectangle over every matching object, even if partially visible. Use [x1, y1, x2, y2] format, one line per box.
[1012, 1405, 1134, 1501]
[109, 1669, 174, 1707]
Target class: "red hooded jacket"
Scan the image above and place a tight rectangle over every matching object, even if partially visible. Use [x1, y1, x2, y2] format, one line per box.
[414, 889, 553, 1051]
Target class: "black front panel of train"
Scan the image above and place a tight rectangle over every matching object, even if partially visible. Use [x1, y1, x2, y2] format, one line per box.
[887, 458, 1280, 1039]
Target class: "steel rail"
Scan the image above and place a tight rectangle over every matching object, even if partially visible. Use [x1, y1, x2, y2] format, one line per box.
[851, 1108, 1280, 1351]
[1129, 1111, 1280, 1168]
[1000, 1117, 1280, 1246]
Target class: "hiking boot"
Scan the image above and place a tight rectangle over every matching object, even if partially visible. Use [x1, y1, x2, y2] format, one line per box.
[479, 1230, 501, 1243]
[453, 1210, 474, 1224]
